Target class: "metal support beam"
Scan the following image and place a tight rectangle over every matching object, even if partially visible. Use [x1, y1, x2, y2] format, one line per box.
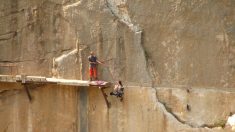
[21, 75, 32, 102]
[24, 84, 32, 102]
[99, 87, 110, 108]
[22, 83, 45, 102]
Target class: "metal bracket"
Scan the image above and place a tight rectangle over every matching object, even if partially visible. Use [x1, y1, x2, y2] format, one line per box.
[20, 75, 32, 102]
[99, 87, 111, 108]
[20, 75, 45, 102]
[22, 83, 45, 102]
[24, 84, 32, 102]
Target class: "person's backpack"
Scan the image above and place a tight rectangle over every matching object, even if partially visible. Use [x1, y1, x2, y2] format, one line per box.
[117, 87, 124, 97]
[119, 87, 124, 93]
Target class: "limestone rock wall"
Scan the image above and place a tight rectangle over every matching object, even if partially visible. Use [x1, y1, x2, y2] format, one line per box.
[0, 0, 77, 76]
[2, 0, 235, 87]
[1, 83, 233, 132]
[0, 84, 78, 132]
[127, 0, 235, 88]
[0, 0, 235, 132]
[0, 0, 235, 83]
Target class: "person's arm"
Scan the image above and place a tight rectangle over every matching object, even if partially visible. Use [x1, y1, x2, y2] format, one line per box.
[88, 56, 91, 63]
[97, 60, 103, 64]
[96, 57, 103, 64]
[114, 85, 118, 92]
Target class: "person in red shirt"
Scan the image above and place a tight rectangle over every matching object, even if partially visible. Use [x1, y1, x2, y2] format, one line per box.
[88, 51, 101, 81]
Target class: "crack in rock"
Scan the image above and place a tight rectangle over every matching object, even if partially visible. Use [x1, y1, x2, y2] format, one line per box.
[152, 87, 226, 129]
[0, 89, 21, 100]
[104, 0, 140, 33]
[0, 59, 46, 63]
[0, 8, 25, 18]
[0, 32, 17, 41]
[103, 1, 227, 129]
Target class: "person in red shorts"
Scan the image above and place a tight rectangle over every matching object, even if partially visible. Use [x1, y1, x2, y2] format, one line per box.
[88, 51, 101, 81]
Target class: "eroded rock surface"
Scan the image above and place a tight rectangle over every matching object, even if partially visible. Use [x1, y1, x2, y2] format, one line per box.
[0, 0, 235, 132]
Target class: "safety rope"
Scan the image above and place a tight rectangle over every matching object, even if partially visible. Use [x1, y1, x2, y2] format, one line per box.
[99, 62, 116, 82]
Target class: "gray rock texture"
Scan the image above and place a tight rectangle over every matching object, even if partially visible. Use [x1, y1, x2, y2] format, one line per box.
[0, 0, 235, 131]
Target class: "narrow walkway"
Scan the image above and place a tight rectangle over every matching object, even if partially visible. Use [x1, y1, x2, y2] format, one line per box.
[0, 75, 111, 87]
[0, 74, 112, 107]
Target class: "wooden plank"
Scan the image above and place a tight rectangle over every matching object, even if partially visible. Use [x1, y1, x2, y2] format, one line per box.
[46, 78, 90, 86]
[26, 76, 47, 83]
[0, 75, 17, 82]
[0, 75, 112, 107]
[16, 75, 47, 83]
[0, 74, 111, 87]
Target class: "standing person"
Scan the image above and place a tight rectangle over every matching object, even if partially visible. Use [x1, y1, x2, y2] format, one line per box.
[88, 51, 101, 81]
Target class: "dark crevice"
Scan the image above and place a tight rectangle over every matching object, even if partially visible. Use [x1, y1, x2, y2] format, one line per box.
[126, 2, 225, 128]
[0, 31, 17, 37]
[0, 89, 21, 100]
[0, 8, 25, 18]
[157, 97, 193, 127]
[103, 1, 226, 129]
[0, 38, 12, 41]
[61, 48, 74, 53]
[0, 90, 10, 94]
[104, 0, 119, 19]
[0, 59, 46, 63]
[0, 22, 36, 42]
[0, 32, 17, 42]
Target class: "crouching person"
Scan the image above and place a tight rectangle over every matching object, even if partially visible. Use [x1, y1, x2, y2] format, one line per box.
[110, 81, 124, 101]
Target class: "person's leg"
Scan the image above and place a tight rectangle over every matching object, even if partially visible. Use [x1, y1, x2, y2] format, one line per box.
[117, 92, 122, 97]
[89, 67, 93, 81]
[93, 67, 98, 80]
[110, 92, 114, 95]
[120, 96, 123, 102]
[110, 91, 118, 96]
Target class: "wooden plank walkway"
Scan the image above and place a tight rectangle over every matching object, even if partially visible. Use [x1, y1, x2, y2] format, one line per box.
[0, 75, 112, 108]
[0, 75, 111, 87]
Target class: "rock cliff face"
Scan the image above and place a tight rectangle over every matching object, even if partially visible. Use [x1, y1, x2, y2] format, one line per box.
[0, 0, 235, 132]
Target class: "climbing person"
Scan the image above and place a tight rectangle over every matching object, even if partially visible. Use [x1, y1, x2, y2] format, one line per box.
[110, 80, 124, 101]
[88, 51, 102, 81]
